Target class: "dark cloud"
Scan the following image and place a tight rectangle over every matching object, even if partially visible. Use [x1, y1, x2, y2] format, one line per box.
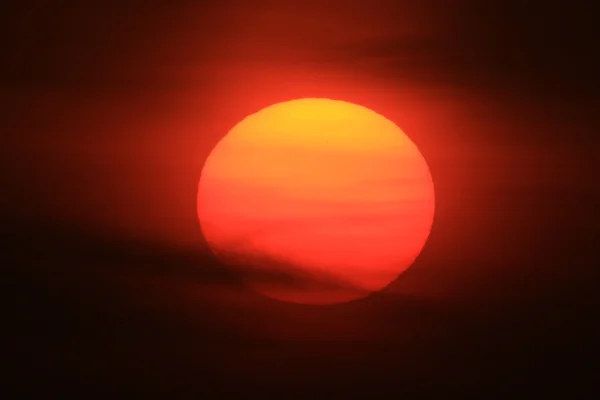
[1, 213, 375, 295]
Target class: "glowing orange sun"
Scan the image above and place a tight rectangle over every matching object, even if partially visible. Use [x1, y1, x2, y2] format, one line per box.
[197, 98, 435, 305]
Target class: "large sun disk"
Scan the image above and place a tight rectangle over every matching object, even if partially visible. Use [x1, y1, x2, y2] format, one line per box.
[197, 98, 435, 304]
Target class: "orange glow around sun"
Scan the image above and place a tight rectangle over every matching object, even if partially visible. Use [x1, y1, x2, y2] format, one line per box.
[197, 98, 435, 304]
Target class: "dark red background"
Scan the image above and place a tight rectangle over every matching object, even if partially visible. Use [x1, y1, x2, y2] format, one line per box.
[2, 0, 598, 396]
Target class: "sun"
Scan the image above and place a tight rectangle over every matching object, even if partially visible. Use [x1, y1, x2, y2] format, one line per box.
[197, 98, 435, 305]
